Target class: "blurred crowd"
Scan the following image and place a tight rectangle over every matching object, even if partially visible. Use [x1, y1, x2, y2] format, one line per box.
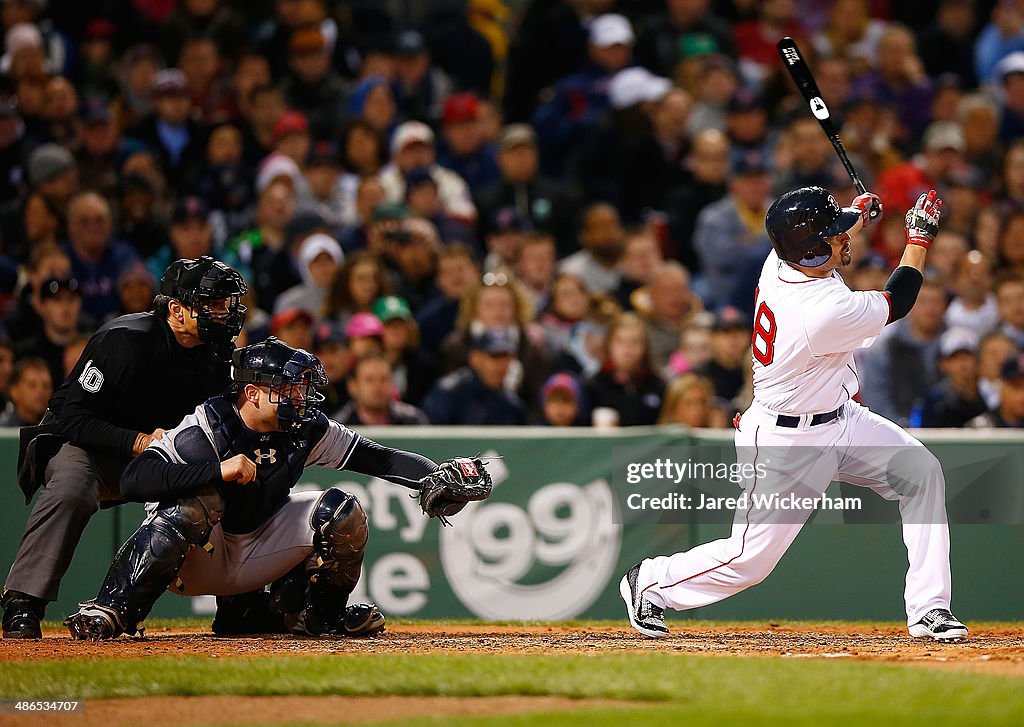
[2, 0, 1024, 430]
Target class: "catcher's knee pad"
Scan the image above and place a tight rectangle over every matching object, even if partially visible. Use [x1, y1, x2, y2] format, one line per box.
[311, 488, 367, 564]
[309, 488, 367, 591]
[158, 488, 225, 544]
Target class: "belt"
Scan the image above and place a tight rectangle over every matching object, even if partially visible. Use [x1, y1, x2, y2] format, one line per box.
[775, 406, 843, 428]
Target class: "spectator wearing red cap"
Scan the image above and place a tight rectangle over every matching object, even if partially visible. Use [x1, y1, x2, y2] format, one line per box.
[281, 24, 347, 141]
[271, 110, 311, 169]
[436, 92, 500, 192]
[269, 307, 314, 350]
[125, 68, 207, 191]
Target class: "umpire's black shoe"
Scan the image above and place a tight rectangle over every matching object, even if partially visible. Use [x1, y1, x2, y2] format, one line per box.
[619, 563, 669, 638]
[212, 590, 287, 636]
[909, 608, 968, 641]
[1, 589, 45, 639]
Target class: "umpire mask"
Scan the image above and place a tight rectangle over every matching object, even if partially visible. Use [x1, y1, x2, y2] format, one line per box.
[161, 257, 248, 345]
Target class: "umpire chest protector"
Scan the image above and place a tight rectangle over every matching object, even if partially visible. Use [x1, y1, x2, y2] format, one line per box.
[202, 396, 329, 534]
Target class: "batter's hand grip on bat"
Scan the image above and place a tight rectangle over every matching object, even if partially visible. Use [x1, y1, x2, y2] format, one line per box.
[852, 192, 883, 226]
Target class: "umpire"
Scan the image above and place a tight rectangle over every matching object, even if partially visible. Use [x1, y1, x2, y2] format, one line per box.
[1, 256, 247, 638]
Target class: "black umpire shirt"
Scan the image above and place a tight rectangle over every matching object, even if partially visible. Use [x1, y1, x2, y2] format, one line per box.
[48, 312, 231, 460]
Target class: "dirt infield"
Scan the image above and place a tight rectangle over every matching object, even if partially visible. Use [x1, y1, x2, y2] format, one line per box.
[3, 623, 1023, 675]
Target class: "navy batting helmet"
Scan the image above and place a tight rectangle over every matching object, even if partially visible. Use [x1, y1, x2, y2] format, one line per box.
[765, 187, 860, 268]
[231, 337, 327, 433]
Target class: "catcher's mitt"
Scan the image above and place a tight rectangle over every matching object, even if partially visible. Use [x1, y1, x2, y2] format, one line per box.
[419, 457, 493, 525]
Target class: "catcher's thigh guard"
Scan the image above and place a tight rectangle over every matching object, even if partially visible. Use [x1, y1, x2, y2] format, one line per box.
[92, 488, 225, 633]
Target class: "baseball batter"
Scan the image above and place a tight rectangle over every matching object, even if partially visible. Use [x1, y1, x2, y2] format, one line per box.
[621, 187, 968, 641]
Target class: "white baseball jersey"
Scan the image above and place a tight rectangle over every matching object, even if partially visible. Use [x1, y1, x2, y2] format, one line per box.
[751, 250, 891, 414]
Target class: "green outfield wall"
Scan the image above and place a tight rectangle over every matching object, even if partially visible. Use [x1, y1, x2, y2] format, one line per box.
[1, 427, 1021, 624]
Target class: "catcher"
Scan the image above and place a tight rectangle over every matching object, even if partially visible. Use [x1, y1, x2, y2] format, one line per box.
[64, 337, 492, 640]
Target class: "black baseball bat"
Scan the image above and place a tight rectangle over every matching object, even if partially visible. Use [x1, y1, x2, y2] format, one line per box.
[776, 36, 878, 218]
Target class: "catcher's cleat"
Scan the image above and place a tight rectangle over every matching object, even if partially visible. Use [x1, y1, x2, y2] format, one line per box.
[620, 563, 669, 638]
[291, 602, 386, 638]
[64, 602, 127, 641]
[339, 602, 386, 637]
[1, 589, 45, 639]
[909, 608, 968, 641]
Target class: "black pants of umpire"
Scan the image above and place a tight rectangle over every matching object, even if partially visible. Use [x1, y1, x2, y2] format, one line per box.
[6, 443, 126, 603]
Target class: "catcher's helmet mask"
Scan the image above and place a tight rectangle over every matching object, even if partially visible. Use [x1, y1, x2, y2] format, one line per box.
[765, 186, 860, 268]
[231, 337, 328, 433]
[160, 256, 248, 345]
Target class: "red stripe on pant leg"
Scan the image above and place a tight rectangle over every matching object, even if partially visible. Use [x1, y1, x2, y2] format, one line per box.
[642, 426, 761, 595]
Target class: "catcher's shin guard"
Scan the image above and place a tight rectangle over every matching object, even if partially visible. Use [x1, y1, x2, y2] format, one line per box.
[303, 488, 369, 635]
[91, 488, 225, 634]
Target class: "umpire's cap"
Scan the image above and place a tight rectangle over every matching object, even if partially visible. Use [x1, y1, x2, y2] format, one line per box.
[160, 256, 247, 345]
[765, 186, 860, 268]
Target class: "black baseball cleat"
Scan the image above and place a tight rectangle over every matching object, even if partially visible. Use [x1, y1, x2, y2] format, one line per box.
[339, 603, 386, 637]
[909, 609, 968, 641]
[64, 602, 126, 641]
[619, 563, 669, 638]
[1, 589, 45, 639]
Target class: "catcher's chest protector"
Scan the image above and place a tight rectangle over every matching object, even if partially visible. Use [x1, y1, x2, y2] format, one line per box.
[204, 396, 329, 533]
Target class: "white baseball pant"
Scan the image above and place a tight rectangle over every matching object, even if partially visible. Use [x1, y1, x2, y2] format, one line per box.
[637, 400, 952, 625]
[156, 490, 321, 596]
